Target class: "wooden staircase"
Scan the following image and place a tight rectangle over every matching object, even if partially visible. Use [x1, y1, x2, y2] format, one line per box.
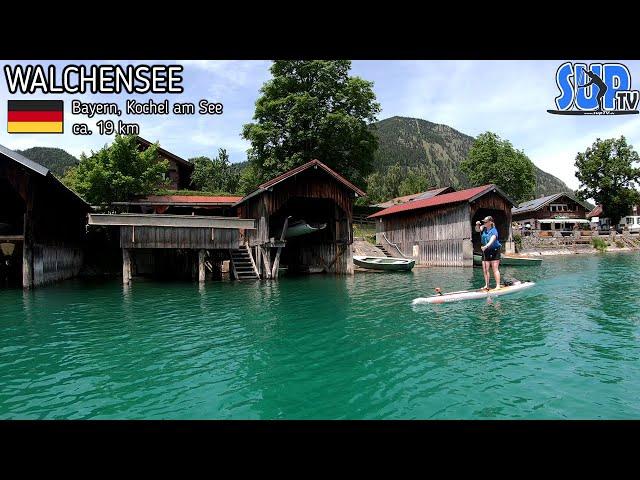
[375, 244, 393, 258]
[229, 245, 260, 280]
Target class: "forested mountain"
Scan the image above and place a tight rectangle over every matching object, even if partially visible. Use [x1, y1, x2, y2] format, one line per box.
[370, 116, 571, 198]
[17, 147, 79, 177]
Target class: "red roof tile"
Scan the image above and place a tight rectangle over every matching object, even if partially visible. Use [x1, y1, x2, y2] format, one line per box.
[587, 204, 603, 218]
[142, 195, 242, 205]
[369, 184, 504, 218]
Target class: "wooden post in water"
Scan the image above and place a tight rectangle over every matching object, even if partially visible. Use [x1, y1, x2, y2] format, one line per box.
[271, 216, 290, 279]
[261, 246, 272, 279]
[22, 187, 34, 290]
[198, 249, 206, 283]
[122, 249, 132, 284]
[255, 246, 262, 278]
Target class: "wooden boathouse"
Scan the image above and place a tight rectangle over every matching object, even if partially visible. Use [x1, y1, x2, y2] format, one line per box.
[0, 144, 90, 289]
[235, 159, 365, 277]
[368, 184, 516, 267]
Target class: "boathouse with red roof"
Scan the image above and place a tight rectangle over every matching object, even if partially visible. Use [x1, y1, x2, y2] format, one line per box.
[368, 184, 516, 266]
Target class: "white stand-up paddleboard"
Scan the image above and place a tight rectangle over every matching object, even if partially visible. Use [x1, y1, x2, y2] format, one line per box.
[412, 281, 535, 305]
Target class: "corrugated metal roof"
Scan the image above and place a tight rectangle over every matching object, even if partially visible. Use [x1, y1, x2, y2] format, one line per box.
[236, 159, 365, 206]
[373, 187, 454, 209]
[373, 192, 423, 209]
[512, 192, 591, 215]
[0, 143, 49, 176]
[369, 184, 510, 219]
[415, 186, 455, 200]
[512, 194, 561, 214]
[0, 143, 90, 209]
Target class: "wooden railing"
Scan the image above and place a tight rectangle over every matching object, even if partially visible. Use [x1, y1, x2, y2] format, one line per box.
[381, 232, 409, 258]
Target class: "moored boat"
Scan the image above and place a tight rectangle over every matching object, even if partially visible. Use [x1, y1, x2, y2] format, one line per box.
[473, 253, 542, 266]
[284, 220, 327, 238]
[353, 255, 415, 271]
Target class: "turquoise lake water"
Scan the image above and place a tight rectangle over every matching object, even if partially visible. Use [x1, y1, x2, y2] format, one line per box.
[1, 252, 639, 419]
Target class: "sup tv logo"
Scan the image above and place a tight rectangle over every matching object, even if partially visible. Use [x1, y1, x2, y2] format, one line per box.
[548, 62, 639, 115]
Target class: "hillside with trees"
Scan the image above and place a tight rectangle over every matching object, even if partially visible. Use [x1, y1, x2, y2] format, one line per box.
[369, 116, 571, 200]
[17, 147, 79, 177]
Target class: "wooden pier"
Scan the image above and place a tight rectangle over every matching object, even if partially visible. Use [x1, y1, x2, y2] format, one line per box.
[88, 213, 256, 284]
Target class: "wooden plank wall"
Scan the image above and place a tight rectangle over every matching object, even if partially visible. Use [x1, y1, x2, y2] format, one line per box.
[376, 203, 470, 266]
[292, 242, 354, 274]
[242, 173, 354, 246]
[120, 226, 239, 249]
[33, 245, 84, 287]
[264, 176, 354, 218]
[243, 197, 270, 247]
[2, 156, 89, 288]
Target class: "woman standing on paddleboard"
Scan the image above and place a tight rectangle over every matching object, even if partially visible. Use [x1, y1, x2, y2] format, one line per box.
[478, 216, 502, 290]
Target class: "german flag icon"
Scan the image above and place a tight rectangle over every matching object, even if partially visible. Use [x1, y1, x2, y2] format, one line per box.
[8, 100, 64, 134]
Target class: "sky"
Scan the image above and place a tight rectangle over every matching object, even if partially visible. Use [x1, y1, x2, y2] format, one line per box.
[1, 60, 639, 190]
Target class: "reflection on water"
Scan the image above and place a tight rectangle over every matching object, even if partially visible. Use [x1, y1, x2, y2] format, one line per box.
[0, 253, 639, 419]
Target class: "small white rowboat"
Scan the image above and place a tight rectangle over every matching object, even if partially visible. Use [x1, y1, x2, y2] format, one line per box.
[353, 255, 415, 271]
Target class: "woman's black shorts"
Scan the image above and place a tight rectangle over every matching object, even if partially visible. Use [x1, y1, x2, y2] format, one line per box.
[483, 249, 501, 261]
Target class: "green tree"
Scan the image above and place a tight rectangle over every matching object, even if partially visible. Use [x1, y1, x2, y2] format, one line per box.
[398, 167, 431, 197]
[364, 164, 435, 205]
[460, 131, 535, 203]
[363, 171, 387, 204]
[575, 136, 640, 226]
[242, 60, 381, 187]
[237, 163, 263, 196]
[189, 148, 241, 194]
[63, 135, 168, 205]
[17, 147, 78, 177]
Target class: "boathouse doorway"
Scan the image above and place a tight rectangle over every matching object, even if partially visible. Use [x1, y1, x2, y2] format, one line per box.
[471, 208, 509, 254]
[0, 176, 25, 288]
[0, 241, 22, 288]
[270, 196, 349, 274]
[126, 248, 228, 281]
